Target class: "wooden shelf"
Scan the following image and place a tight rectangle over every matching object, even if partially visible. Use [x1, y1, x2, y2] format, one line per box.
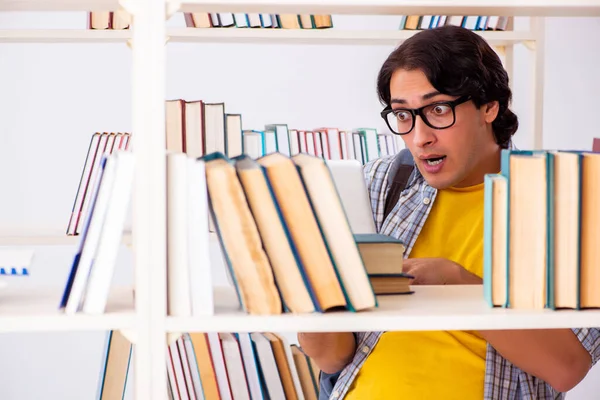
[0, 0, 118, 11]
[167, 28, 536, 45]
[167, 285, 600, 333]
[0, 231, 132, 246]
[0, 28, 535, 45]
[0, 29, 131, 43]
[2, 0, 599, 15]
[181, 0, 600, 17]
[0, 286, 136, 333]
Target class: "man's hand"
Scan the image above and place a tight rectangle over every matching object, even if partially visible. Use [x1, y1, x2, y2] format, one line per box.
[297, 332, 356, 374]
[402, 257, 482, 285]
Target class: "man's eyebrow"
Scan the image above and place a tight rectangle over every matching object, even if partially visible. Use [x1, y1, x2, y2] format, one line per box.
[390, 91, 443, 105]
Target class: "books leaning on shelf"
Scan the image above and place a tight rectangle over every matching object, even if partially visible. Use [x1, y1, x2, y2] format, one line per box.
[184, 12, 333, 29]
[67, 132, 132, 236]
[88, 11, 130, 30]
[203, 151, 378, 315]
[60, 150, 135, 314]
[400, 15, 509, 31]
[484, 149, 600, 310]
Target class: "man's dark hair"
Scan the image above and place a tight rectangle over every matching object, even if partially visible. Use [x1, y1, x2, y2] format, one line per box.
[377, 25, 518, 148]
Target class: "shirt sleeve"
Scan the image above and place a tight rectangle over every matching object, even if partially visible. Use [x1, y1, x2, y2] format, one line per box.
[572, 328, 600, 365]
[363, 155, 395, 231]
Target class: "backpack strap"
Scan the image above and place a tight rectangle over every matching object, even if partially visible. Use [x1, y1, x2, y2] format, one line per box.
[383, 149, 415, 221]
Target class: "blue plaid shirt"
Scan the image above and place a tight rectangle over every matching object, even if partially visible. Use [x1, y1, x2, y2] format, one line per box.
[319, 154, 600, 400]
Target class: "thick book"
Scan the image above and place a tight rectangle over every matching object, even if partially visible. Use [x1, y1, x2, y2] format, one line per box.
[234, 155, 318, 314]
[292, 153, 377, 312]
[202, 152, 282, 315]
[256, 153, 348, 312]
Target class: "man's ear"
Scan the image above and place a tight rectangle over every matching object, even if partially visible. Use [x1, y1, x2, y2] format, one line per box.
[484, 101, 500, 123]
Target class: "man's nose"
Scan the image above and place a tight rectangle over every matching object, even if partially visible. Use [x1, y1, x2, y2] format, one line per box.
[412, 116, 436, 148]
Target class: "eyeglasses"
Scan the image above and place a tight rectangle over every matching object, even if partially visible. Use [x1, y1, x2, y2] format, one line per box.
[380, 95, 472, 135]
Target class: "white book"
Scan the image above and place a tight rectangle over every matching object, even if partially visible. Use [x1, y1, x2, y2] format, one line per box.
[81, 151, 135, 314]
[177, 338, 198, 400]
[166, 346, 180, 399]
[78, 133, 114, 234]
[289, 129, 300, 156]
[234, 13, 248, 27]
[167, 152, 192, 318]
[187, 159, 214, 316]
[219, 333, 251, 400]
[207, 332, 233, 400]
[250, 333, 285, 399]
[237, 333, 266, 400]
[63, 154, 116, 314]
[67, 133, 100, 235]
[169, 341, 191, 400]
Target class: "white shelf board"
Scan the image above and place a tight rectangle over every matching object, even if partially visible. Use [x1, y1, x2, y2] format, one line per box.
[0, 231, 132, 246]
[0, 28, 535, 45]
[3, 0, 600, 16]
[167, 28, 536, 46]
[0, 285, 136, 333]
[181, 0, 600, 17]
[167, 285, 600, 333]
[0, 29, 131, 43]
[0, 0, 118, 11]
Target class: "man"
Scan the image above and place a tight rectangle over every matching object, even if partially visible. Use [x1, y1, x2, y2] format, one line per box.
[298, 25, 600, 399]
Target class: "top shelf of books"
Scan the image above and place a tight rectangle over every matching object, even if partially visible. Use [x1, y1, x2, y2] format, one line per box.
[3, 0, 600, 17]
[182, 0, 600, 17]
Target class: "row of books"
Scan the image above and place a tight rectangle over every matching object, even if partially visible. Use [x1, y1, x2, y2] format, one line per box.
[88, 11, 130, 30]
[87, 11, 332, 30]
[184, 13, 333, 29]
[243, 127, 400, 165]
[166, 149, 410, 318]
[67, 132, 131, 236]
[401, 15, 509, 31]
[166, 98, 400, 166]
[185, 151, 377, 315]
[484, 149, 600, 310]
[99, 330, 321, 400]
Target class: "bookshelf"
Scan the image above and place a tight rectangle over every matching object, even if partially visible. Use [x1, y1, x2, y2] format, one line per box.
[0, 27, 535, 45]
[0, 233, 133, 246]
[0, 286, 135, 333]
[179, 0, 600, 17]
[2, 1, 600, 399]
[167, 285, 600, 333]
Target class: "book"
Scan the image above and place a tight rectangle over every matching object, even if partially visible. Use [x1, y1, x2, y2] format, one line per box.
[292, 153, 378, 312]
[354, 233, 406, 275]
[234, 155, 317, 314]
[256, 152, 347, 312]
[203, 152, 282, 315]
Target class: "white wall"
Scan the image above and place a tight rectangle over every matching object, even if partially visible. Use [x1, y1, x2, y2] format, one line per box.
[0, 11, 599, 400]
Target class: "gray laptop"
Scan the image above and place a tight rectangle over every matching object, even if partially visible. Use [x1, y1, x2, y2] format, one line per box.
[326, 159, 377, 234]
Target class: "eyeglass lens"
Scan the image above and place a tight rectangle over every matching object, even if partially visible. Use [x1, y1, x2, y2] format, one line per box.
[387, 103, 455, 134]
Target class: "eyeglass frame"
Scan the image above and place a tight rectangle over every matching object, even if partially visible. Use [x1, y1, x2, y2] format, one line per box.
[380, 94, 472, 135]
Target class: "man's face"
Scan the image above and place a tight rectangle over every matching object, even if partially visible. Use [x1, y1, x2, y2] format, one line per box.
[389, 68, 499, 189]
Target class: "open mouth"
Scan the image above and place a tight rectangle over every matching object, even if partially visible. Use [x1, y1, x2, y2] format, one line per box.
[425, 156, 446, 166]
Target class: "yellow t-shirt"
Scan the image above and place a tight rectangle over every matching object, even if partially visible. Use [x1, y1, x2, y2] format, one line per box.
[345, 182, 487, 400]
